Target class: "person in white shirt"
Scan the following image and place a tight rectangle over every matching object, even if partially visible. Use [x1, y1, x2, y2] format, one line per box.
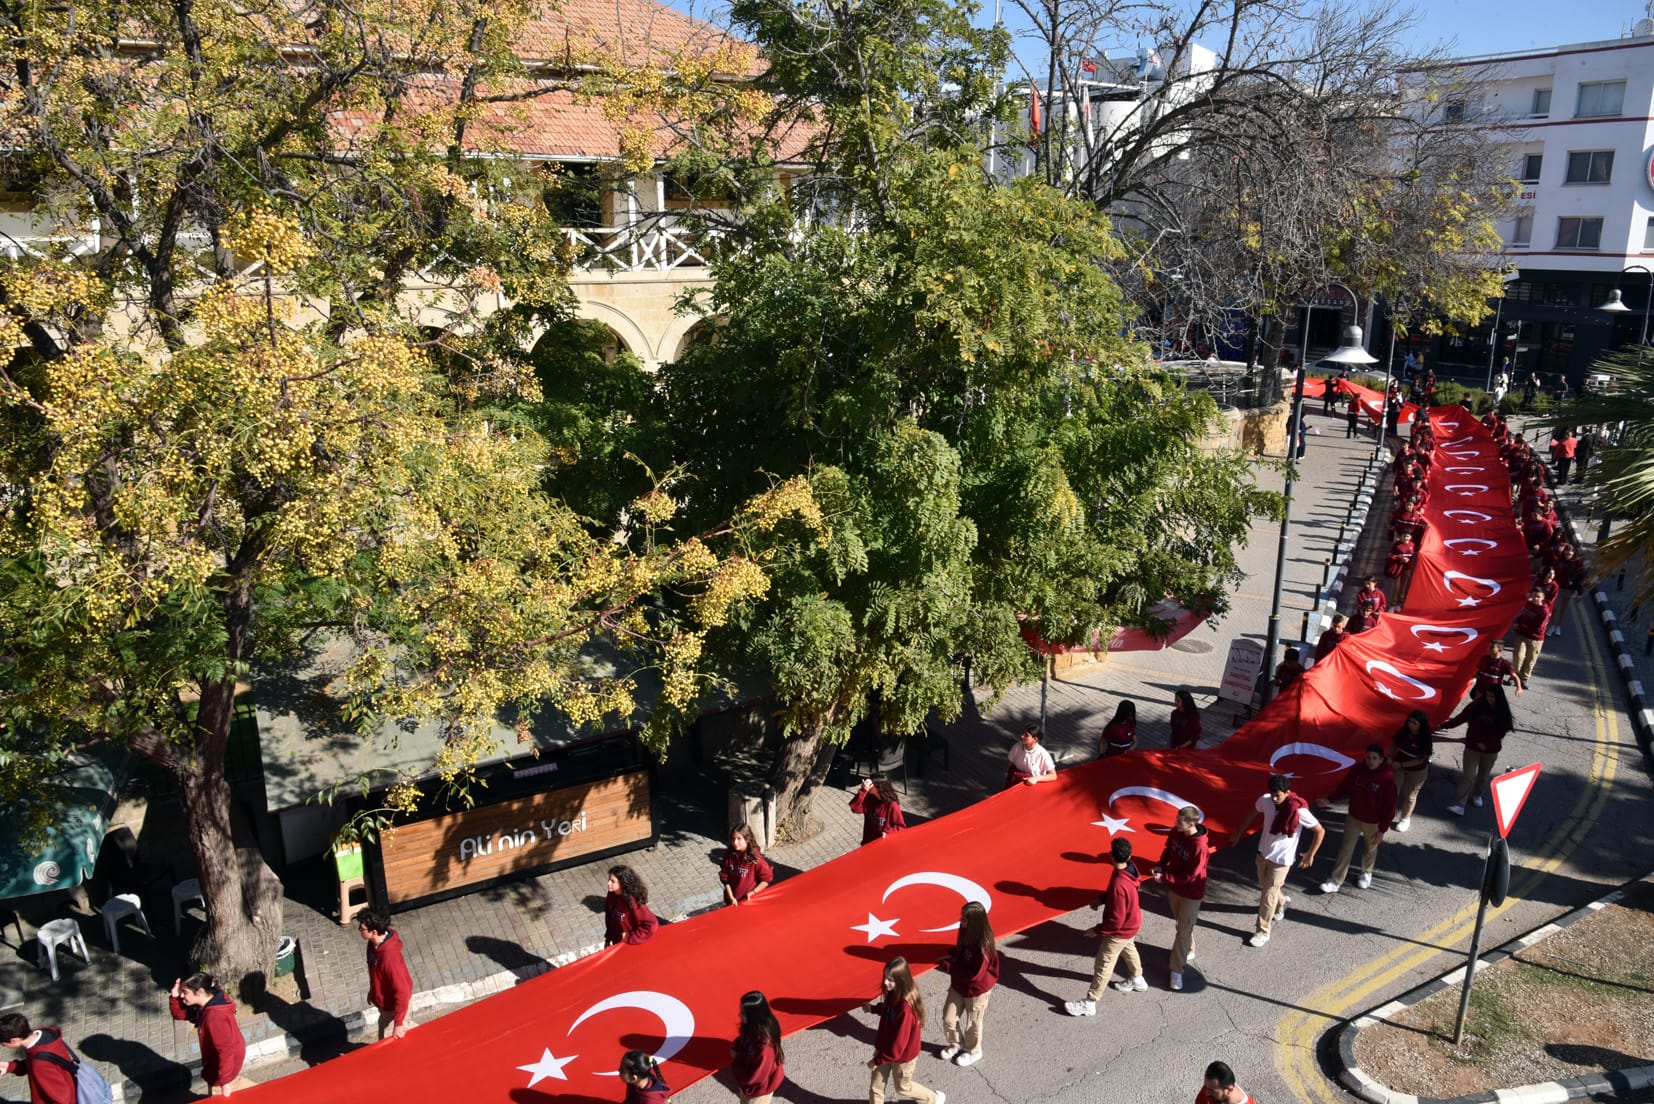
[1004, 726, 1057, 789]
[1230, 774, 1324, 947]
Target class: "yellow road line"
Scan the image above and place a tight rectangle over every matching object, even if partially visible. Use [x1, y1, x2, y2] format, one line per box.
[1273, 607, 1622, 1101]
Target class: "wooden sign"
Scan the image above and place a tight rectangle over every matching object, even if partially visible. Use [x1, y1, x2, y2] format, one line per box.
[1217, 638, 1265, 706]
[376, 769, 653, 906]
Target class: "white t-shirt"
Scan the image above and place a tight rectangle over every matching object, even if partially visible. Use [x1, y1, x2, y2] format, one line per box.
[1008, 741, 1056, 777]
[1254, 793, 1319, 865]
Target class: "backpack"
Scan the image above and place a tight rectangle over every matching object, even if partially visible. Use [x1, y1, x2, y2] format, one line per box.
[31, 1039, 115, 1104]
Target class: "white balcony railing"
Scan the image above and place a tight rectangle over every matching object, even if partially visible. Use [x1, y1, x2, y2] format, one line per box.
[563, 224, 720, 273]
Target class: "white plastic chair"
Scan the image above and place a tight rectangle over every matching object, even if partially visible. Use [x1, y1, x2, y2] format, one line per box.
[171, 878, 205, 936]
[101, 893, 154, 954]
[35, 918, 89, 981]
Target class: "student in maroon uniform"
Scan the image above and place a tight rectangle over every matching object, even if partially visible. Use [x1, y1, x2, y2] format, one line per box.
[357, 908, 413, 1041]
[1313, 615, 1350, 665]
[1317, 745, 1397, 894]
[0, 1013, 79, 1104]
[1271, 647, 1305, 692]
[850, 776, 908, 845]
[730, 991, 785, 1104]
[719, 824, 774, 907]
[1440, 684, 1515, 816]
[169, 972, 251, 1095]
[938, 901, 1000, 1066]
[605, 865, 659, 946]
[619, 1050, 671, 1104]
[1355, 577, 1387, 633]
[864, 958, 943, 1104]
[1198, 1061, 1257, 1104]
[1152, 806, 1209, 991]
[1099, 700, 1137, 758]
[1390, 710, 1434, 833]
[1533, 565, 1559, 610]
[1510, 586, 1551, 686]
[1168, 690, 1203, 750]
[1551, 544, 1586, 637]
[1474, 640, 1523, 697]
[1064, 838, 1146, 1015]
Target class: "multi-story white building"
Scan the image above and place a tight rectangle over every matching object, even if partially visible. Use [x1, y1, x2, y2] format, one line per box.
[1445, 16, 1654, 384]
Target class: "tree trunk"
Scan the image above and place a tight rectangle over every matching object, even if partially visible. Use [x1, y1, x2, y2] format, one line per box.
[767, 714, 840, 843]
[176, 677, 285, 1000]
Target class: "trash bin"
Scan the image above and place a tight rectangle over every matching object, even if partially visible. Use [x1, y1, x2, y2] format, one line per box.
[274, 935, 298, 979]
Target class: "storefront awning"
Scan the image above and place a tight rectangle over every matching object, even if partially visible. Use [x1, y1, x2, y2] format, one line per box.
[0, 744, 127, 900]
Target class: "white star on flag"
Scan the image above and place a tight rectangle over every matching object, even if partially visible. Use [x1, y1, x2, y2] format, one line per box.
[851, 913, 900, 942]
[1422, 642, 1448, 653]
[1092, 813, 1133, 835]
[518, 1048, 578, 1087]
[1459, 549, 1481, 556]
[1456, 595, 1481, 607]
[1374, 683, 1402, 700]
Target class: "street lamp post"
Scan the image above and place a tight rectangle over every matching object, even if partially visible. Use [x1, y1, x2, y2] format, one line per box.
[1598, 264, 1653, 352]
[1260, 283, 1377, 704]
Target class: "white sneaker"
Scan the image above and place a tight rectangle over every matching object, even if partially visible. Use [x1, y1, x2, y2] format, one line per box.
[1247, 931, 1271, 947]
[939, 1046, 960, 1062]
[1170, 972, 1184, 991]
[1320, 880, 1340, 894]
[1111, 975, 1148, 992]
[1357, 872, 1373, 889]
[1064, 999, 1096, 1016]
[955, 1052, 980, 1067]
[1393, 817, 1411, 832]
[1186, 951, 1197, 964]
[935, 1092, 946, 1104]
[1275, 895, 1291, 920]
[1448, 804, 1465, 816]
[1473, 796, 1484, 807]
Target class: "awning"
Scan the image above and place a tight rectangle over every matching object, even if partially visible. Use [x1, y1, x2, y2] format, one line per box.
[0, 744, 127, 900]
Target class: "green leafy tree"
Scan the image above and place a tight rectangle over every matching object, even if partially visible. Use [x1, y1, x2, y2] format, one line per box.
[0, 0, 810, 988]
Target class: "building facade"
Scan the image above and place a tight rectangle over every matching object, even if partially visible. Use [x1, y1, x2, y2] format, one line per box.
[1450, 21, 1654, 385]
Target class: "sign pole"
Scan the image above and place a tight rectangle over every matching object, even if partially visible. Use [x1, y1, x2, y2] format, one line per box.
[1451, 835, 1499, 1045]
[1451, 761, 1537, 1046]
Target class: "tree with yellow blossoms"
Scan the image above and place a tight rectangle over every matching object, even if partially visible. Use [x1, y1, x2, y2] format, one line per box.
[0, 0, 806, 989]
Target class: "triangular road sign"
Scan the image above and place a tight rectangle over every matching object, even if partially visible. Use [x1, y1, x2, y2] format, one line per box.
[1490, 762, 1542, 839]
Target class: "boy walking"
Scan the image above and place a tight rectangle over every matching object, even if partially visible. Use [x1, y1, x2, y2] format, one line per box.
[358, 908, 414, 1041]
[1064, 839, 1145, 1015]
[1232, 775, 1324, 947]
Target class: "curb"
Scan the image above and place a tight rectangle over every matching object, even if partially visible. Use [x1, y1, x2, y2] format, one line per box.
[1335, 873, 1654, 1104]
[1553, 495, 1654, 768]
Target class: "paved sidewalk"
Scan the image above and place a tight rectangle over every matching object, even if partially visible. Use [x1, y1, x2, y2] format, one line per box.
[0, 404, 1386, 1101]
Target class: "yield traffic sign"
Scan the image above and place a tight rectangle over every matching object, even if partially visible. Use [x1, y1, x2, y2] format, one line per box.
[1490, 762, 1541, 839]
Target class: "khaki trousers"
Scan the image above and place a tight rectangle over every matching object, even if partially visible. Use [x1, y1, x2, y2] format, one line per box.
[1454, 749, 1499, 805]
[1254, 855, 1290, 935]
[1167, 891, 1202, 972]
[209, 1076, 257, 1095]
[742, 1095, 774, 1104]
[1084, 934, 1142, 1000]
[1513, 635, 1544, 683]
[942, 986, 992, 1056]
[1327, 815, 1381, 886]
[1396, 766, 1428, 821]
[869, 1059, 937, 1104]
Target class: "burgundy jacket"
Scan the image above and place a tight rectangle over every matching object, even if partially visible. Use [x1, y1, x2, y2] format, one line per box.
[624, 1070, 672, 1104]
[941, 934, 1001, 998]
[1444, 703, 1513, 754]
[1095, 862, 1143, 940]
[1336, 762, 1398, 832]
[1511, 600, 1550, 641]
[848, 790, 908, 844]
[366, 930, 413, 1025]
[604, 892, 659, 946]
[1168, 709, 1202, 750]
[729, 1033, 784, 1098]
[719, 849, 774, 903]
[871, 997, 923, 1066]
[1159, 826, 1210, 900]
[170, 990, 246, 1087]
[1, 1028, 78, 1104]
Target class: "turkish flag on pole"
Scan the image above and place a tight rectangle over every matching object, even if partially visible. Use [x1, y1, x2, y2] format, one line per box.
[1029, 83, 1042, 135]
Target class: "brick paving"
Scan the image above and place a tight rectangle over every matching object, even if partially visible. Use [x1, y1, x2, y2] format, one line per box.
[0, 403, 1389, 1101]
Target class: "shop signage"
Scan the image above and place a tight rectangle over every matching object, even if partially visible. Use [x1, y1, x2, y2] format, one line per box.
[376, 769, 653, 905]
[1646, 147, 1654, 194]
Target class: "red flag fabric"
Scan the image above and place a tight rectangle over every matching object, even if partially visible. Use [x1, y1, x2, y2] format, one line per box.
[249, 407, 1525, 1104]
[1029, 83, 1042, 136]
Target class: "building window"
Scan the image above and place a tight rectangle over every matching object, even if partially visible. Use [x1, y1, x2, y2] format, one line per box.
[1644, 215, 1654, 251]
[1563, 150, 1614, 184]
[1443, 99, 1467, 123]
[1519, 154, 1543, 183]
[1530, 88, 1551, 116]
[1509, 212, 1533, 246]
[1555, 216, 1603, 250]
[1575, 80, 1625, 118]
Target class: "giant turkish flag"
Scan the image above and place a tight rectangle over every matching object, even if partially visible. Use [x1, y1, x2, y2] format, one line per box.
[251, 409, 1525, 1103]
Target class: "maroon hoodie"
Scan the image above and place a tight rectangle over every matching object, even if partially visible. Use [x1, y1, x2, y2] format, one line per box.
[871, 996, 923, 1065]
[941, 933, 1001, 998]
[366, 930, 412, 1026]
[1095, 862, 1143, 940]
[170, 990, 246, 1087]
[729, 1032, 784, 1098]
[1335, 761, 1398, 832]
[1158, 826, 1209, 900]
[604, 892, 659, 946]
[1511, 599, 1549, 641]
[848, 790, 908, 844]
[1, 1027, 77, 1104]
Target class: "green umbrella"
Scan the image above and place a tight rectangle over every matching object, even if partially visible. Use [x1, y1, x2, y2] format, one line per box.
[0, 745, 126, 900]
